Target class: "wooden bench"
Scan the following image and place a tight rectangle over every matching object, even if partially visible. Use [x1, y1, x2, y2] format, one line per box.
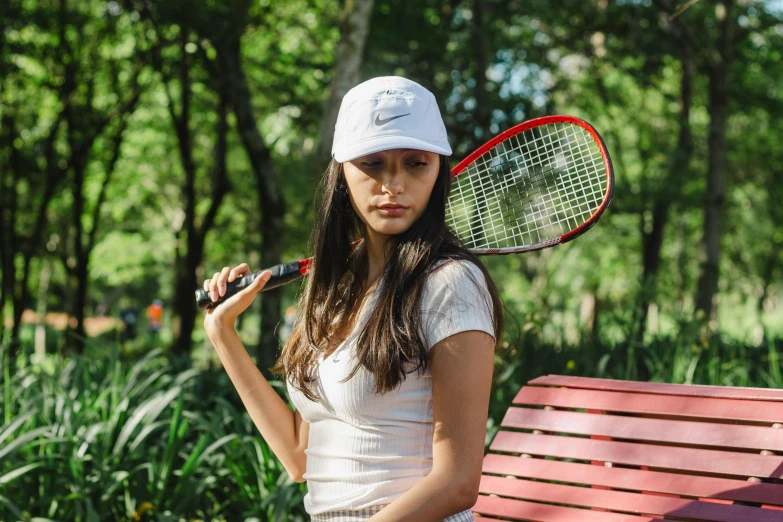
[471, 374, 783, 521]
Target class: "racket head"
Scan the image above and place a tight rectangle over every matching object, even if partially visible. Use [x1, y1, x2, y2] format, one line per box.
[447, 115, 614, 254]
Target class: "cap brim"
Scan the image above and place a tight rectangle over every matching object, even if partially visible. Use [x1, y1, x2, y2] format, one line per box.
[333, 135, 452, 163]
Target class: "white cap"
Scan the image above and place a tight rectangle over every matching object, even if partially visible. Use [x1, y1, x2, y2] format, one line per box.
[331, 76, 452, 162]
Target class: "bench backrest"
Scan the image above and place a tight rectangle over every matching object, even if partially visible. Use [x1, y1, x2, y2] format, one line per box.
[473, 374, 783, 522]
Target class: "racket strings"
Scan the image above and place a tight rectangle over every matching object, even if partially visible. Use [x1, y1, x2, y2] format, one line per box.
[446, 122, 606, 251]
[489, 125, 604, 241]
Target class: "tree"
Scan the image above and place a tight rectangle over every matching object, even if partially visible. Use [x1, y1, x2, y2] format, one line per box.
[130, 1, 232, 357]
[653, 0, 733, 326]
[317, 0, 376, 162]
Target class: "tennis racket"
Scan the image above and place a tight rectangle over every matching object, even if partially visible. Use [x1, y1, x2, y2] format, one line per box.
[196, 115, 614, 310]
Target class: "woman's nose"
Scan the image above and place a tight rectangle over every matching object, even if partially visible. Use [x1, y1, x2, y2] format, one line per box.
[380, 166, 404, 195]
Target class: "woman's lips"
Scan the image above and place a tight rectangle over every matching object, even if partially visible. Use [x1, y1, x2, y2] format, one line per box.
[377, 203, 408, 216]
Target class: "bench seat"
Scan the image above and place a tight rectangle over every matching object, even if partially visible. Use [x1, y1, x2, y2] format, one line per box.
[472, 374, 783, 521]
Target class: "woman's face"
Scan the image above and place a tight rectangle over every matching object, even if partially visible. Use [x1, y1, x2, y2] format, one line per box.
[342, 148, 440, 241]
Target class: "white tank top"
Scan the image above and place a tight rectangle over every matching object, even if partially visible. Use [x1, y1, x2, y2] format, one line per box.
[286, 259, 496, 515]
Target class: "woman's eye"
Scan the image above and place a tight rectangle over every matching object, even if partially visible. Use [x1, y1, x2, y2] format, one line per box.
[410, 162, 428, 168]
[360, 161, 382, 168]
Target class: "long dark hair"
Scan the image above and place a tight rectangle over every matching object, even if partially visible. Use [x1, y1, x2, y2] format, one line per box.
[271, 155, 504, 401]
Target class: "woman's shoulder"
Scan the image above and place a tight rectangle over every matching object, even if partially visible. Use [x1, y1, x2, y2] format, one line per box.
[419, 256, 496, 349]
[426, 257, 487, 284]
[422, 257, 491, 303]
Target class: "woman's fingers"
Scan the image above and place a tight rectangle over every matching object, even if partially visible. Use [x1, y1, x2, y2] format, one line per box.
[254, 269, 273, 289]
[203, 264, 251, 303]
[217, 266, 231, 296]
[228, 263, 249, 283]
[210, 272, 221, 302]
[201, 267, 272, 334]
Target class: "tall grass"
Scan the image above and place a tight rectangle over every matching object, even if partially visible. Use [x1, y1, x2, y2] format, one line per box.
[0, 347, 307, 522]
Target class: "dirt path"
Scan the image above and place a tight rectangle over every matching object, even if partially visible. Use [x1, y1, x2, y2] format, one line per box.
[4, 310, 120, 336]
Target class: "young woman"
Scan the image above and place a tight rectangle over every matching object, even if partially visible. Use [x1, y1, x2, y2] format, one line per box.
[202, 77, 503, 522]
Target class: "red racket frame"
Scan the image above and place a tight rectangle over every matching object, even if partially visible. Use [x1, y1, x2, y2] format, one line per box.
[450, 115, 614, 253]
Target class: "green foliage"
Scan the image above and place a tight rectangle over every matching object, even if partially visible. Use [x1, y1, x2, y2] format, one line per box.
[3, 0, 781, 347]
[0, 348, 307, 521]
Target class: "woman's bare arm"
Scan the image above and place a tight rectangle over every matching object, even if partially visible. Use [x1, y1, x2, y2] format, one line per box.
[207, 327, 309, 482]
[202, 264, 309, 482]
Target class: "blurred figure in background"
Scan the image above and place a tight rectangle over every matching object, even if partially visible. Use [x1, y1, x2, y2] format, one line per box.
[146, 299, 164, 337]
[118, 306, 138, 343]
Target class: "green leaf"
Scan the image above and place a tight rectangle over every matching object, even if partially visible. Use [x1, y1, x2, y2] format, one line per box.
[0, 426, 51, 461]
[0, 495, 26, 521]
[0, 462, 47, 485]
[183, 433, 237, 479]
[128, 420, 168, 454]
[112, 387, 181, 459]
[0, 409, 39, 447]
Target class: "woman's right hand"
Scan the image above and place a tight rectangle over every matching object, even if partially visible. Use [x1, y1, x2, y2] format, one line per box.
[202, 263, 272, 334]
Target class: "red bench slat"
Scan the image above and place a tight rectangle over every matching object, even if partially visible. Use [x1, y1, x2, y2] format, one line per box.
[501, 407, 783, 451]
[471, 495, 655, 521]
[529, 375, 783, 401]
[482, 454, 783, 506]
[490, 431, 783, 478]
[513, 386, 783, 425]
[478, 475, 783, 522]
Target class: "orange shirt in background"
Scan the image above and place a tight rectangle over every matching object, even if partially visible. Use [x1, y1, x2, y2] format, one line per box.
[146, 303, 163, 328]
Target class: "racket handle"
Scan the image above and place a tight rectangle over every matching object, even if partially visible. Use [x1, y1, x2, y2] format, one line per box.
[196, 240, 358, 310]
[195, 259, 311, 310]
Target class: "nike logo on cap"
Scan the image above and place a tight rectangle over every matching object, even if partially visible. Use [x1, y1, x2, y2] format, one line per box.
[375, 113, 411, 126]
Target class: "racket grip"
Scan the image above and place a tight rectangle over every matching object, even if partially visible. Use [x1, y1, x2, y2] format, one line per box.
[195, 260, 310, 310]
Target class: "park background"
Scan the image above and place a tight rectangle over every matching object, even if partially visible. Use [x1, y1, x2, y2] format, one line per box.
[1, 0, 782, 520]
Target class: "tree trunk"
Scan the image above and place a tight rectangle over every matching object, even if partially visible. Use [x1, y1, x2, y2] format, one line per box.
[172, 248, 200, 356]
[218, 41, 286, 375]
[0, 114, 15, 348]
[675, 218, 689, 306]
[35, 259, 51, 357]
[316, 0, 376, 162]
[67, 158, 89, 351]
[171, 30, 198, 357]
[580, 291, 596, 339]
[1, 112, 24, 354]
[171, 95, 230, 358]
[171, 141, 198, 356]
[755, 244, 781, 344]
[472, 0, 490, 136]
[592, 290, 601, 344]
[636, 48, 692, 342]
[145, 28, 230, 359]
[636, 200, 669, 342]
[695, 0, 734, 324]
[0, 0, 10, 347]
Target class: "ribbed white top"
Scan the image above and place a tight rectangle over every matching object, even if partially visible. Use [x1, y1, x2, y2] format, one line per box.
[286, 259, 495, 516]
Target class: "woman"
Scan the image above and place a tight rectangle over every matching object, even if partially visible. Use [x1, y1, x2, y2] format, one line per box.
[203, 77, 503, 522]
